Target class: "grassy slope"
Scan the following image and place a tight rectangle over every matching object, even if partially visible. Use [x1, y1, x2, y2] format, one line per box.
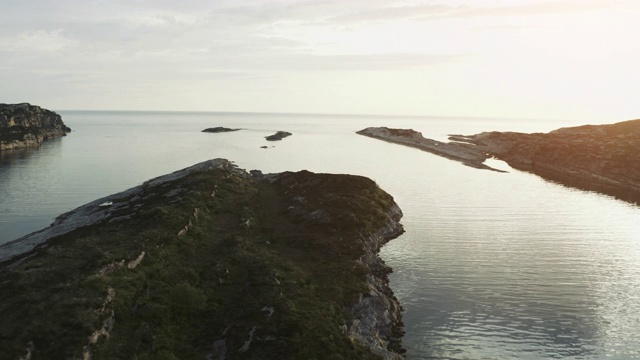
[0, 164, 399, 359]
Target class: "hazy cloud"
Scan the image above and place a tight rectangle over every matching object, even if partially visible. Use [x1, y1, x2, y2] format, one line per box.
[0, 0, 638, 119]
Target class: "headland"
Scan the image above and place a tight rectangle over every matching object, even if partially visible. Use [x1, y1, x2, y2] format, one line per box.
[358, 120, 640, 204]
[0, 159, 405, 359]
[0, 103, 71, 151]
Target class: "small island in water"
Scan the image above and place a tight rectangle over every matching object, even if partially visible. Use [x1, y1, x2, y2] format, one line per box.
[0, 103, 71, 151]
[202, 127, 241, 133]
[358, 119, 640, 204]
[0, 159, 405, 359]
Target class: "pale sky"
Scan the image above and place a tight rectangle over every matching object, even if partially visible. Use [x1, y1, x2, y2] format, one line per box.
[1, 0, 639, 121]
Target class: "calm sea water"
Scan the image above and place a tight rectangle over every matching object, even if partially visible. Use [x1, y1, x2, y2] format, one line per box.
[1, 111, 639, 359]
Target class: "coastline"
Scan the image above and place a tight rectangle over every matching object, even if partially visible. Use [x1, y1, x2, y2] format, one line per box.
[356, 127, 503, 172]
[0, 159, 405, 359]
[358, 121, 640, 205]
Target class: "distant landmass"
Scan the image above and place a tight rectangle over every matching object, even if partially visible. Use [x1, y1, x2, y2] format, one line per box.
[0, 159, 405, 359]
[0, 103, 71, 151]
[358, 119, 640, 204]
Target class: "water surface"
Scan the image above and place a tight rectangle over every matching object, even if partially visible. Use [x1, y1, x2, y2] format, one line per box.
[1, 111, 638, 359]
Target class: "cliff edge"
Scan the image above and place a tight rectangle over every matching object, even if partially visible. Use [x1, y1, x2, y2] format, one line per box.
[0, 159, 405, 359]
[0, 103, 71, 151]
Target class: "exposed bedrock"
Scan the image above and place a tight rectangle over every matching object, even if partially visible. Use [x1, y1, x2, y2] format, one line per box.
[0, 103, 71, 151]
[265, 131, 292, 141]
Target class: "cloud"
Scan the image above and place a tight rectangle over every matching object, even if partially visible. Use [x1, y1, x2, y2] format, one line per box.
[1, 0, 639, 119]
[327, 0, 640, 25]
[0, 29, 77, 54]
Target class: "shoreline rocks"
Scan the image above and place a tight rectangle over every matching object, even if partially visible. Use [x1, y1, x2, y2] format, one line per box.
[0, 159, 405, 359]
[0, 103, 71, 151]
[358, 120, 640, 204]
[356, 127, 503, 172]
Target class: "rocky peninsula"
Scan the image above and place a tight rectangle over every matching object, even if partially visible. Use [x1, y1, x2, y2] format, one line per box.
[359, 120, 640, 204]
[0, 103, 71, 151]
[357, 127, 501, 171]
[0, 159, 405, 359]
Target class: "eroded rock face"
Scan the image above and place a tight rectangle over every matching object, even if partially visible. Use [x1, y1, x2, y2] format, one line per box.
[0, 103, 71, 150]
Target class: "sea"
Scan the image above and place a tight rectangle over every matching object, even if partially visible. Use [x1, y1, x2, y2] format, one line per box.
[1, 111, 639, 359]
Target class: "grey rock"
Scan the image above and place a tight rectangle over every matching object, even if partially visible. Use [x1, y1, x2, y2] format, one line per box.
[0, 103, 71, 151]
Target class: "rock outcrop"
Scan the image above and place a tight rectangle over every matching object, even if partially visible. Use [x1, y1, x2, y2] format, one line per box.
[0, 103, 71, 151]
[265, 131, 292, 141]
[358, 120, 640, 204]
[357, 127, 502, 172]
[0, 159, 405, 359]
[202, 127, 241, 133]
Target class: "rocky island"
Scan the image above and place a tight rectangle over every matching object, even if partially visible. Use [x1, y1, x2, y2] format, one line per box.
[0, 159, 405, 359]
[358, 119, 640, 204]
[265, 131, 292, 141]
[202, 127, 241, 133]
[0, 103, 71, 151]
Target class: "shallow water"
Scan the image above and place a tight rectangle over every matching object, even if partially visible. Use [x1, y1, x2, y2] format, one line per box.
[1, 111, 638, 359]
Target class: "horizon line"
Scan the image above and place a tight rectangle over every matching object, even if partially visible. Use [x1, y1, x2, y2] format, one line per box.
[55, 108, 574, 122]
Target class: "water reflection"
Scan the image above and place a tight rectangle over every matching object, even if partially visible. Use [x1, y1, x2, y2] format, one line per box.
[382, 157, 640, 359]
[0, 139, 65, 243]
[0, 146, 40, 166]
[1, 112, 640, 359]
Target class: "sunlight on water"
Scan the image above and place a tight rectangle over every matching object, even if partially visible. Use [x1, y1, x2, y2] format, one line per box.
[1, 111, 638, 359]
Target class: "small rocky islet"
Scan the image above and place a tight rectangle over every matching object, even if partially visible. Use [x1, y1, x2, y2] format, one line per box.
[0, 103, 71, 151]
[358, 119, 640, 204]
[0, 159, 405, 360]
[201, 127, 241, 133]
[265, 131, 292, 141]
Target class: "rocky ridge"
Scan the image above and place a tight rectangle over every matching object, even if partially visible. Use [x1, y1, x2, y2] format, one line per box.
[0, 159, 405, 359]
[358, 120, 640, 204]
[0, 103, 71, 151]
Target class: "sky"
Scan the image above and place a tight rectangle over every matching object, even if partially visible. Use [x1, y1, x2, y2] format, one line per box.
[1, 0, 639, 121]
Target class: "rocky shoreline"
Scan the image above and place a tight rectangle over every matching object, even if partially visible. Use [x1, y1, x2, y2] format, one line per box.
[358, 120, 640, 204]
[0, 159, 405, 359]
[0, 103, 71, 151]
[356, 127, 502, 172]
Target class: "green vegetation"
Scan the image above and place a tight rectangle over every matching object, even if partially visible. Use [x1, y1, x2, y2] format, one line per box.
[0, 163, 401, 359]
